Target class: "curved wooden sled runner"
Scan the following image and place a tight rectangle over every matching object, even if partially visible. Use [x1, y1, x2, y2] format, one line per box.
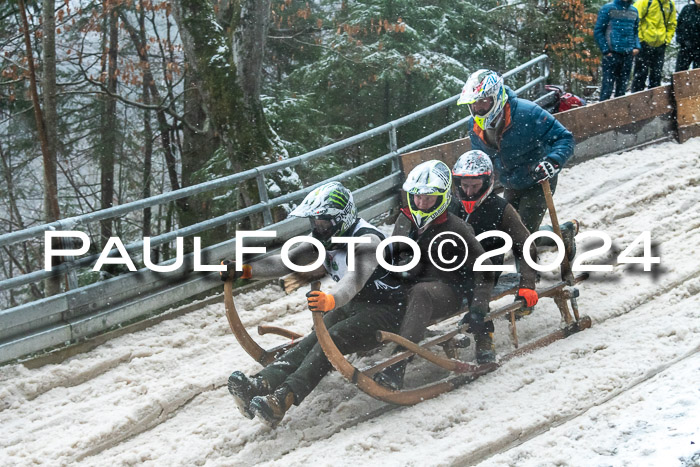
[223, 280, 303, 366]
[223, 273, 591, 405]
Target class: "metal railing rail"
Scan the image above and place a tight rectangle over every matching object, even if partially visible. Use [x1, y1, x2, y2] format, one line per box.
[0, 56, 550, 364]
[0, 54, 550, 250]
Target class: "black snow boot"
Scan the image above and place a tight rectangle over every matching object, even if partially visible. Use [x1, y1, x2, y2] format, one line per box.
[250, 384, 295, 428]
[561, 219, 579, 261]
[373, 360, 407, 391]
[474, 332, 496, 364]
[228, 371, 271, 420]
[538, 219, 579, 261]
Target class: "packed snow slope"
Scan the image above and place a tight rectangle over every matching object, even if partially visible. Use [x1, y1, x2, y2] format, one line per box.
[1, 140, 699, 467]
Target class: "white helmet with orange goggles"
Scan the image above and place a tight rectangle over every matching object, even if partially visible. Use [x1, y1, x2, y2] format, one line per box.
[457, 69, 508, 131]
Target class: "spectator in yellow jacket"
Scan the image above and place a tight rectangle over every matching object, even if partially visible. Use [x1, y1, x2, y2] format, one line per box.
[631, 0, 677, 92]
[675, 0, 700, 71]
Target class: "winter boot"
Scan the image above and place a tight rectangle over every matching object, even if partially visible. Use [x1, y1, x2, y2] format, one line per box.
[227, 371, 271, 420]
[513, 306, 534, 320]
[561, 219, 579, 261]
[373, 360, 407, 391]
[250, 384, 295, 427]
[474, 332, 496, 364]
[504, 303, 534, 321]
[538, 219, 579, 261]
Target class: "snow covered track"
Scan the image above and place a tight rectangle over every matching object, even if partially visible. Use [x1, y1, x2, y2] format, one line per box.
[1, 140, 699, 465]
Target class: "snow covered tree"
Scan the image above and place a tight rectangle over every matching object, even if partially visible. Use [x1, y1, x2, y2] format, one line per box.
[263, 0, 496, 186]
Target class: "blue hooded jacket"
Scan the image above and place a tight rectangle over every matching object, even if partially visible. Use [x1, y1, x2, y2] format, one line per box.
[594, 0, 641, 54]
[468, 87, 575, 191]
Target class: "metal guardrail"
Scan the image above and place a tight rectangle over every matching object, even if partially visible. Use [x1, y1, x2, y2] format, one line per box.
[0, 55, 550, 364]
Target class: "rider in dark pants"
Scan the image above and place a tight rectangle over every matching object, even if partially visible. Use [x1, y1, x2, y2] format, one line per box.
[223, 182, 406, 427]
[373, 160, 495, 390]
[457, 69, 575, 236]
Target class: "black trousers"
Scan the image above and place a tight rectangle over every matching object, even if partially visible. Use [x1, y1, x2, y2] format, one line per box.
[631, 43, 666, 92]
[257, 299, 405, 404]
[599, 52, 634, 101]
[676, 44, 700, 72]
[255, 281, 460, 404]
[503, 175, 558, 236]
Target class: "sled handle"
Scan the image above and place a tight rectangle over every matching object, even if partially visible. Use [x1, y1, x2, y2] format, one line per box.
[258, 325, 303, 340]
[541, 179, 580, 321]
[223, 280, 271, 364]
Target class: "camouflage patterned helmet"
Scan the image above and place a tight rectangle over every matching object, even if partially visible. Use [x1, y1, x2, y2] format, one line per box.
[452, 150, 494, 214]
[290, 182, 357, 245]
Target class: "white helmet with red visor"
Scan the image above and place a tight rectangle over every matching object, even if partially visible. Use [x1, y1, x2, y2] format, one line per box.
[452, 150, 494, 214]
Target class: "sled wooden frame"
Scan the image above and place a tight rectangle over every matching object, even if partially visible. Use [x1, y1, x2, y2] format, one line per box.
[223, 273, 590, 404]
[310, 274, 590, 405]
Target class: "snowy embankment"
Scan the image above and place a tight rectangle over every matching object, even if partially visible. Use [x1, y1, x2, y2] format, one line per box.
[1, 140, 699, 466]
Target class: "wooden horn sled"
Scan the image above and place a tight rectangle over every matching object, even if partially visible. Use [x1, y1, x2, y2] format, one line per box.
[223, 180, 589, 404]
[223, 273, 591, 405]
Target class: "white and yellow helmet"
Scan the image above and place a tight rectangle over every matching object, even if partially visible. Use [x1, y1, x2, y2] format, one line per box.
[457, 69, 508, 130]
[402, 160, 452, 229]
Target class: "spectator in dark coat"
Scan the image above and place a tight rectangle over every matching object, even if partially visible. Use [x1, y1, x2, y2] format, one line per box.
[594, 0, 641, 100]
[675, 0, 700, 71]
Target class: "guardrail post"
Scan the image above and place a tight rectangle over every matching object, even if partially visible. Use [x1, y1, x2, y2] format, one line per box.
[389, 125, 399, 172]
[538, 60, 545, 96]
[63, 237, 79, 291]
[256, 172, 273, 226]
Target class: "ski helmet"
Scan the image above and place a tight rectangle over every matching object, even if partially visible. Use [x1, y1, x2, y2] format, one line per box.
[402, 160, 452, 229]
[452, 150, 494, 214]
[457, 69, 508, 131]
[290, 181, 357, 247]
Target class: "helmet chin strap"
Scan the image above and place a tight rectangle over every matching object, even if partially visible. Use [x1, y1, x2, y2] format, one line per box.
[461, 199, 477, 214]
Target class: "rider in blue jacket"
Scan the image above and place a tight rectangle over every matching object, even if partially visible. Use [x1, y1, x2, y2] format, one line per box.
[458, 70, 575, 235]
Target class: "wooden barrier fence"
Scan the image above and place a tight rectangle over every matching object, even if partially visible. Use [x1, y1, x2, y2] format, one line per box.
[401, 68, 700, 176]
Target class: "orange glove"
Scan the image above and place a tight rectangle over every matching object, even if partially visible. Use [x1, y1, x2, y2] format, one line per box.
[306, 290, 336, 312]
[219, 261, 252, 281]
[517, 288, 538, 308]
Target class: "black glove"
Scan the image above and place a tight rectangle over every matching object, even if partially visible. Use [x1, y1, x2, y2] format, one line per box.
[219, 260, 239, 282]
[532, 158, 560, 183]
[459, 310, 494, 335]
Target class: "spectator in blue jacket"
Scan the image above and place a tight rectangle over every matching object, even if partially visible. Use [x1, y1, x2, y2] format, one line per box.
[457, 70, 575, 235]
[595, 0, 641, 100]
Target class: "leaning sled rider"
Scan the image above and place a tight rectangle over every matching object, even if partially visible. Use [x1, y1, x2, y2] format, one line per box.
[449, 150, 540, 319]
[221, 181, 409, 427]
[372, 160, 496, 391]
[457, 69, 576, 240]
